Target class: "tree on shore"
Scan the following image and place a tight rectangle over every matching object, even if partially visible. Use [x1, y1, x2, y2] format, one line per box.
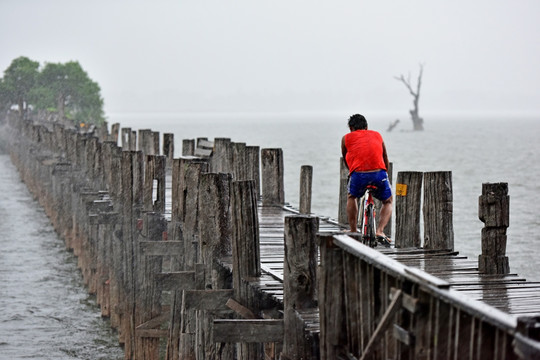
[0, 57, 105, 125]
[0, 56, 40, 119]
[394, 64, 424, 131]
[33, 61, 104, 125]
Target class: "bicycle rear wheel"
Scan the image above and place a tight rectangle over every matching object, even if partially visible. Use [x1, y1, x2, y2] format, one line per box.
[364, 203, 376, 247]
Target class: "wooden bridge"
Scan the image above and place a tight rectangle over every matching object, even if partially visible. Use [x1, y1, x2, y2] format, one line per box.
[2, 113, 540, 360]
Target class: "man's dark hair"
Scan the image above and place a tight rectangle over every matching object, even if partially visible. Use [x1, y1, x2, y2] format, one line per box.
[348, 114, 368, 131]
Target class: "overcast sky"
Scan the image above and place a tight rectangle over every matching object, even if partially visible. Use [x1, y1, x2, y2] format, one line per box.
[1, 0, 539, 116]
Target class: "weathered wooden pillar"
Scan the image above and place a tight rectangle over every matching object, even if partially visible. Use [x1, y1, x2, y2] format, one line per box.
[135, 211, 167, 359]
[143, 155, 166, 213]
[176, 160, 209, 359]
[119, 150, 144, 357]
[182, 160, 209, 270]
[230, 142, 244, 180]
[196, 172, 235, 359]
[395, 171, 423, 248]
[120, 150, 135, 355]
[163, 133, 174, 167]
[182, 139, 195, 156]
[211, 137, 232, 173]
[261, 148, 284, 206]
[423, 171, 454, 250]
[121, 127, 134, 150]
[110, 122, 120, 143]
[478, 182, 510, 274]
[138, 129, 150, 153]
[299, 165, 313, 214]
[338, 157, 349, 225]
[170, 158, 184, 242]
[246, 145, 260, 198]
[198, 173, 233, 286]
[282, 215, 319, 359]
[231, 179, 263, 359]
[317, 233, 347, 360]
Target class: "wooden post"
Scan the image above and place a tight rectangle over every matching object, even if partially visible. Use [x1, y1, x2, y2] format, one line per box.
[110, 123, 120, 143]
[138, 129, 153, 155]
[231, 180, 263, 358]
[211, 137, 232, 173]
[317, 233, 347, 360]
[163, 133, 174, 167]
[299, 165, 313, 214]
[120, 150, 136, 357]
[232, 142, 247, 181]
[246, 145, 260, 199]
[196, 172, 235, 359]
[121, 127, 136, 150]
[423, 171, 454, 250]
[182, 139, 195, 156]
[261, 148, 284, 206]
[182, 160, 209, 270]
[135, 212, 167, 359]
[282, 215, 319, 359]
[143, 155, 166, 214]
[478, 182, 510, 274]
[395, 171, 423, 248]
[198, 173, 233, 287]
[338, 157, 349, 225]
[231, 180, 261, 289]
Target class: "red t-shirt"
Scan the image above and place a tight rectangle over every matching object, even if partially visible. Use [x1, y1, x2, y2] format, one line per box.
[344, 130, 386, 173]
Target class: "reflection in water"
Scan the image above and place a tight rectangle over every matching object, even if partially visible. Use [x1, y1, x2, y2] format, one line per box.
[0, 155, 123, 360]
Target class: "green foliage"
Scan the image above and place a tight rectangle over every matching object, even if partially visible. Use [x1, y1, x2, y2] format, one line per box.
[0, 56, 39, 113]
[1, 57, 105, 125]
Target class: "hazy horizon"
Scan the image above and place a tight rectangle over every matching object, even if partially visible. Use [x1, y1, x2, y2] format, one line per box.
[1, 1, 539, 117]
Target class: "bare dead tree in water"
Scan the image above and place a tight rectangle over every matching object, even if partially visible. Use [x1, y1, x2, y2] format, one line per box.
[395, 64, 424, 131]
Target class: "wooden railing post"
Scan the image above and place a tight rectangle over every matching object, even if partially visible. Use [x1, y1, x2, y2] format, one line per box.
[338, 157, 348, 225]
[299, 165, 313, 214]
[282, 215, 319, 359]
[261, 148, 284, 206]
[478, 182, 510, 274]
[395, 171, 423, 248]
[423, 171, 454, 250]
[317, 233, 347, 360]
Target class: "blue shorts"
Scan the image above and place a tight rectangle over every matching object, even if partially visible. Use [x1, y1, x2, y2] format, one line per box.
[348, 170, 392, 201]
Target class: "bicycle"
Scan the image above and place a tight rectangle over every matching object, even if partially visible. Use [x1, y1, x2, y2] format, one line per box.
[359, 184, 391, 248]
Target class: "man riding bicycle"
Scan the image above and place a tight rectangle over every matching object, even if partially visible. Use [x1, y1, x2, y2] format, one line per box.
[341, 114, 393, 244]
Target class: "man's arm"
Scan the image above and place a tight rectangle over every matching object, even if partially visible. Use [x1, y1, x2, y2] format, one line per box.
[341, 136, 349, 170]
[382, 141, 389, 171]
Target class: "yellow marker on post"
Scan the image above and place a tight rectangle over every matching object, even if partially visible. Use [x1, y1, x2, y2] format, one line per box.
[395, 183, 408, 196]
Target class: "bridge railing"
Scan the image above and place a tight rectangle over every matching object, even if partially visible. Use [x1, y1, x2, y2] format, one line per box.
[317, 232, 540, 360]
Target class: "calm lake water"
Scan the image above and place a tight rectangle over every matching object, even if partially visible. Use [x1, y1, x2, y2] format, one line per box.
[0, 154, 124, 359]
[0, 112, 539, 358]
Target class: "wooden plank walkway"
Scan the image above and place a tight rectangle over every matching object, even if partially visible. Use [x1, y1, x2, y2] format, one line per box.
[253, 204, 540, 320]
[164, 174, 540, 319]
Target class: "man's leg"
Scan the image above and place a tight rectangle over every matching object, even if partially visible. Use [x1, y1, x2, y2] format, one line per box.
[347, 194, 359, 232]
[376, 196, 393, 237]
